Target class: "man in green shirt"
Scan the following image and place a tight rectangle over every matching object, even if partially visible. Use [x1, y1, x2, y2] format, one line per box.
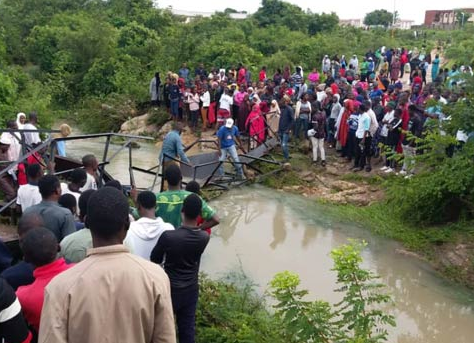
[156, 164, 219, 229]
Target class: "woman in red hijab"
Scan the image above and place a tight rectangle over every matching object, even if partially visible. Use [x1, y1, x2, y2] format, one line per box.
[246, 103, 266, 149]
[336, 99, 354, 157]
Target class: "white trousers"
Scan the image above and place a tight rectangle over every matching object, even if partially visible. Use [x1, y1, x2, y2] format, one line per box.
[310, 137, 326, 161]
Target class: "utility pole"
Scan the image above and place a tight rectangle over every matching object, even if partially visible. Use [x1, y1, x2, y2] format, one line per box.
[392, 0, 396, 26]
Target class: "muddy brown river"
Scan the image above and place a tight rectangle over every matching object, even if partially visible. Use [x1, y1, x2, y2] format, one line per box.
[67, 137, 474, 343]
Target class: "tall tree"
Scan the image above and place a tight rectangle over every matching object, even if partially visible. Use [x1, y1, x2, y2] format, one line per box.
[308, 12, 339, 35]
[253, 0, 308, 31]
[363, 9, 394, 28]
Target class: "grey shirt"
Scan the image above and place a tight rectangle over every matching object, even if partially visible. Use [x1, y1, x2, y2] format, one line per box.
[23, 201, 76, 241]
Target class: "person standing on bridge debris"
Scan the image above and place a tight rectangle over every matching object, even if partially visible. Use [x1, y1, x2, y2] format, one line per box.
[217, 118, 245, 179]
[159, 122, 190, 166]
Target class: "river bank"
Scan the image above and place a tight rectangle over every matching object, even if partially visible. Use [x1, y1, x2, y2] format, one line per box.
[257, 143, 474, 289]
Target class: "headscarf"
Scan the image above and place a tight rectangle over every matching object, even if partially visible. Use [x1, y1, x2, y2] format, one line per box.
[270, 100, 281, 115]
[16, 112, 26, 129]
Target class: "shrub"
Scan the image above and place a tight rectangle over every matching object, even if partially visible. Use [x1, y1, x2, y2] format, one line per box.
[196, 274, 281, 343]
[268, 241, 395, 343]
[76, 94, 137, 133]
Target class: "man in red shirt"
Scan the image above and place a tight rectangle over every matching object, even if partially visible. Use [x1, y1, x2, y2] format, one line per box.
[16, 228, 73, 332]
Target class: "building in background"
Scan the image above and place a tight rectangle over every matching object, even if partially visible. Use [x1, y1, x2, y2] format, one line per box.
[339, 18, 414, 30]
[424, 9, 474, 29]
[394, 19, 415, 30]
[169, 8, 248, 23]
[339, 19, 363, 28]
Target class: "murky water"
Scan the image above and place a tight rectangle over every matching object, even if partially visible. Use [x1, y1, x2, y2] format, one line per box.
[70, 137, 474, 343]
[202, 187, 474, 343]
[65, 137, 160, 190]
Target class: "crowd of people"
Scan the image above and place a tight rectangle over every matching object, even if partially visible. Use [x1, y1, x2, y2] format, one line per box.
[151, 46, 472, 171]
[1, 153, 218, 342]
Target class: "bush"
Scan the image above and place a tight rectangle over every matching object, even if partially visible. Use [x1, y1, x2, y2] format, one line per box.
[76, 94, 137, 133]
[196, 273, 281, 343]
[269, 241, 395, 343]
[196, 241, 395, 343]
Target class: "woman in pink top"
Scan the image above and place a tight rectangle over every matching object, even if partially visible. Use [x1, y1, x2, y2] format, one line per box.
[308, 68, 320, 86]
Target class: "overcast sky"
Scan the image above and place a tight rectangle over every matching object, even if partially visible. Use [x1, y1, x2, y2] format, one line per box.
[155, 0, 474, 24]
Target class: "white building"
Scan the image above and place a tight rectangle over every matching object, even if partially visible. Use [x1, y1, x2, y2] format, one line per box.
[339, 19, 363, 28]
[168, 8, 248, 23]
[394, 19, 415, 30]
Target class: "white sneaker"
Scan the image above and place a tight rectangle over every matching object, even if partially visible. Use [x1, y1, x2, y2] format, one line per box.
[399, 170, 407, 176]
[380, 166, 388, 171]
[384, 167, 393, 173]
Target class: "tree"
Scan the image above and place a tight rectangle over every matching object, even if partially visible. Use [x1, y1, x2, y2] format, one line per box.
[308, 12, 339, 35]
[363, 9, 394, 28]
[253, 0, 308, 32]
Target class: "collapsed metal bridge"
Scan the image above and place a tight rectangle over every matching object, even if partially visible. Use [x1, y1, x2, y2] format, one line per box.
[0, 127, 282, 216]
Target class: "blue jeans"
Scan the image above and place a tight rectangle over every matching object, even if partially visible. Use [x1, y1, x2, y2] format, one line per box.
[218, 145, 243, 176]
[294, 117, 309, 139]
[279, 132, 290, 160]
[170, 98, 179, 117]
[172, 285, 199, 343]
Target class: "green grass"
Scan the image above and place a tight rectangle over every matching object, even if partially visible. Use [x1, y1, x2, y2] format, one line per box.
[324, 202, 474, 287]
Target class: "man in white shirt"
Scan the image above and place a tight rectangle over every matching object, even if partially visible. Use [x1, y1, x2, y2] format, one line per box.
[217, 88, 233, 128]
[16, 164, 43, 213]
[22, 113, 41, 147]
[124, 191, 174, 260]
[79, 154, 98, 192]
